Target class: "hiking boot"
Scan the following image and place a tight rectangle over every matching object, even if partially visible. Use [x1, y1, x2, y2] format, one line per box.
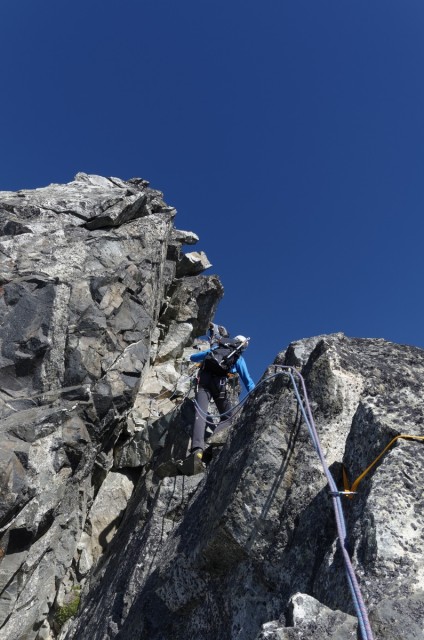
[176, 450, 205, 476]
[201, 446, 213, 465]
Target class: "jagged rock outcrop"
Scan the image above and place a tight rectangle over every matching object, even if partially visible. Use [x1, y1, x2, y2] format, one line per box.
[0, 174, 222, 639]
[63, 334, 424, 640]
[1, 176, 424, 640]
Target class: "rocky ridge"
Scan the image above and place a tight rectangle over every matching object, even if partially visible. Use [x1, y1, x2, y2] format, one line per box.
[1, 175, 423, 640]
[0, 173, 222, 639]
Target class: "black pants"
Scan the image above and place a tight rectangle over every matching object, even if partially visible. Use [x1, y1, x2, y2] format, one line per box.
[191, 370, 233, 451]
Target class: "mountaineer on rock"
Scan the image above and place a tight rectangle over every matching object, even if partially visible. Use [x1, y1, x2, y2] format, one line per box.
[188, 334, 255, 461]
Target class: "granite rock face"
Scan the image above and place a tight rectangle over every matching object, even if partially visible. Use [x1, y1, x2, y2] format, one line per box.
[0, 174, 222, 640]
[1, 176, 424, 640]
[63, 333, 424, 640]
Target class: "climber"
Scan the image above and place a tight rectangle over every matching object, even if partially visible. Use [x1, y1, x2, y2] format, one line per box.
[188, 334, 255, 460]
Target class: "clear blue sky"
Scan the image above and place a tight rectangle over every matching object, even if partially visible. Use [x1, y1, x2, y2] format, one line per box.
[2, 1, 424, 383]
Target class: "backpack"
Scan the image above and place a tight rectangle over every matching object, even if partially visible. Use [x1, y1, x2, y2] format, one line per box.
[203, 339, 243, 376]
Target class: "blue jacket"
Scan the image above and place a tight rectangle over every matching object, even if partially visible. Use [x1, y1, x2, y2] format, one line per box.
[190, 349, 255, 393]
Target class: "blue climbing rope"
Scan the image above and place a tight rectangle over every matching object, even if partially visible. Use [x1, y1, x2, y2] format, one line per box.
[280, 366, 374, 640]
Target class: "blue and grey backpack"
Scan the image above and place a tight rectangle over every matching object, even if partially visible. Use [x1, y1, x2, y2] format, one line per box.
[203, 339, 244, 376]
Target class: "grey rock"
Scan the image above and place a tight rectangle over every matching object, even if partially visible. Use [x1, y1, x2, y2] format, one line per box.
[369, 593, 424, 640]
[76, 470, 135, 576]
[171, 229, 199, 245]
[255, 593, 357, 639]
[0, 174, 220, 640]
[206, 426, 230, 446]
[176, 250, 212, 277]
[65, 334, 424, 640]
[159, 274, 223, 331]
[3, 175, 424, 640]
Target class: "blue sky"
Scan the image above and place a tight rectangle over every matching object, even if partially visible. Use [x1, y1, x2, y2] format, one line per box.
[2, 1, 424, 383]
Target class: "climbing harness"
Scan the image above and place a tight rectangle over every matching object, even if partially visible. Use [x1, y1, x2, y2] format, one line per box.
[193, 383, 247, 427]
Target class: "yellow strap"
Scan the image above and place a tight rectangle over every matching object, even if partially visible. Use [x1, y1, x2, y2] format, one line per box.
[343, 434, 424, 498]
